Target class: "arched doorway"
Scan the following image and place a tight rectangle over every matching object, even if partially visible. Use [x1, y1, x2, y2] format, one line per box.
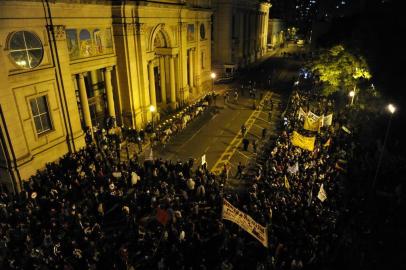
[153, 31, 167, 105]
[147, 25, 177, 111]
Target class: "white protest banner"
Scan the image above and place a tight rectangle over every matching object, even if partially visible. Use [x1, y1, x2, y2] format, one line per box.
[222, 199, 268, 248]
[287, 162, 299, 174]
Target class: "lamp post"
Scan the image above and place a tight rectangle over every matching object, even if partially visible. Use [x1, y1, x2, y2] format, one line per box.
[149, 105, 156, 130]
[372, 103, 396, 190]
[349, 90, 355, 106]
[210, 72, 216, 93]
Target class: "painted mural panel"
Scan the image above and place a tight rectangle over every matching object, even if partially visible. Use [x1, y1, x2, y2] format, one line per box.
[66, 29, 79, 59]
[187, 24, 195, 42]
[65, 27, 114, 61]
[79, 29, 93, 57]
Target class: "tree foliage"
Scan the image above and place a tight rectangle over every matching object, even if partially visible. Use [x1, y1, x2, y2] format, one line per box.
[308, 45, 371, 96]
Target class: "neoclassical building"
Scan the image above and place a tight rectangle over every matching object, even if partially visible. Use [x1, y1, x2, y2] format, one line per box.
[211, 0, 271, 76]
[0, 0, 212, 192]
[268, 18, 286, 49]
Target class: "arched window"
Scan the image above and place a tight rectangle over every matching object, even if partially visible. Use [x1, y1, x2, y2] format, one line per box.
[9, 31, 43, 69]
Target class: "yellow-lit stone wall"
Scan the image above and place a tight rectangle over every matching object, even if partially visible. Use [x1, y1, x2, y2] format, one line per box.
[0, 0, 211, 192]
[212, 0, 270, 76]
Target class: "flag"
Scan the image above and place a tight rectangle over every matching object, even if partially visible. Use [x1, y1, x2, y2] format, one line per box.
[323, 138, 331, 148]
[222, 199, 268, 248]
[317, 184, 327, 202]
[156, 207, 170, 226]
[298, 107, 307, 120]
[342, 126, 351, 134]
[323, 114, 333, 126]
[284, 175, 290, 190]
[287, 162, 299, 174]
[291, 131, 316, 151]
[307, 111, 320, 121]
[303, 115, 321, 132]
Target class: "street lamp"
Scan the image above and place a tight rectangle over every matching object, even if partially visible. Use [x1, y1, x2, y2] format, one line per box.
[349, 90, 355, 106]
[149, 105, 156, 130]
[372, 103, 397, 190]
[210, 72, 216, 92]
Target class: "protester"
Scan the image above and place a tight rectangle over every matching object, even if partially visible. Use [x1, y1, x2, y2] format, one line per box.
[0, 87, 374, 270]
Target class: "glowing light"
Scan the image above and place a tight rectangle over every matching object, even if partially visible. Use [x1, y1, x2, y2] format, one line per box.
[387, 104, 396, 114]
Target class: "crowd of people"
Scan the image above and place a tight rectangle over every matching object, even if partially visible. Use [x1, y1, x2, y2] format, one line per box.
[0, 82, 364, 270]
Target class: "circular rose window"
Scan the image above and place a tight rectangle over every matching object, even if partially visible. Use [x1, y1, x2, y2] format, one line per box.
[9, 31, 43, 69]
[200, 23, 206, 40]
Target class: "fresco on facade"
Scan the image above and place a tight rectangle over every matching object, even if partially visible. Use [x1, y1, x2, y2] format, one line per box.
[93, 29, 103, 54]
[187, 24, 195, 42]
[66, 27, 114, 60]
[66, 29, 79, 59]
[79, 29, 93, 57]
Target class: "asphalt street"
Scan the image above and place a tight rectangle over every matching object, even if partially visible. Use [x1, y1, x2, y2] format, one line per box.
[149, 47, 305, 191]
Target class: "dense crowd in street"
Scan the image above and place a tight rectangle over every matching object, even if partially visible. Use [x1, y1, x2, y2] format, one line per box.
[2, 77, 401, 269]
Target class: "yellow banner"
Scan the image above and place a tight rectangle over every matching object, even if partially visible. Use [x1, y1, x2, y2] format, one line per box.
[304, 115, 321, 131]
[284, 175, 290, 190]
[291, 131, 316, 151]
[222, 199, 268, 248]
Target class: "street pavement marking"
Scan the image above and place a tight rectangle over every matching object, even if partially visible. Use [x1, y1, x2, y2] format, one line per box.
[210, 92, 272, 175]
[235, 150, 252, 160]
[257, 117, 271, 124]
[253, 123, 265, 130]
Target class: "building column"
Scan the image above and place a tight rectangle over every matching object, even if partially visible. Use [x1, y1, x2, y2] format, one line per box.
[148, 61, 157, 108]
[159, 56, 167, 104]
[169, 56, 177, 108]
[188, 49, 194, 89]
[104, 66, 116, 120]
[78, 73, 92, 130]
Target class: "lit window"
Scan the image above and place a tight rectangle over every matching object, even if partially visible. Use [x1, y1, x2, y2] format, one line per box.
[9, 31, 43, 69]
[30, 96, 52, 135]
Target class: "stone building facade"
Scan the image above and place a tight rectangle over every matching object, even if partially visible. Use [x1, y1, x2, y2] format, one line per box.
[0, 0, 212, 192]
[211, 0, 271, 77]
[268, 18, 286, 49]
